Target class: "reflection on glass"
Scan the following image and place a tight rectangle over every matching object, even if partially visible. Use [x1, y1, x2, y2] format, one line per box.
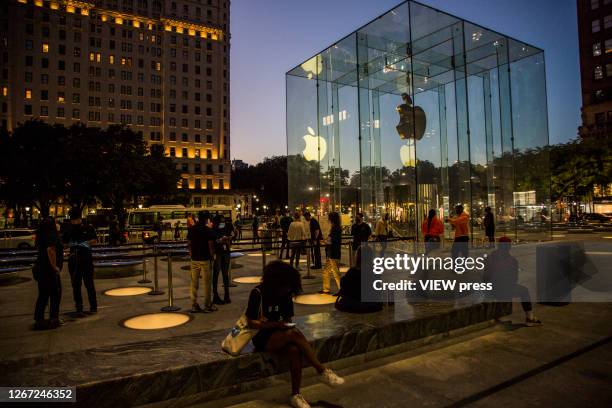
[286, 1, 550, 243]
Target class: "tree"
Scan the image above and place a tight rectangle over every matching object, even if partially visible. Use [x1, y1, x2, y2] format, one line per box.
[0, 120, 65, 218]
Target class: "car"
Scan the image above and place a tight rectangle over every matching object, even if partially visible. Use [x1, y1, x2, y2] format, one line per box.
[582, 213, 612, 224]
[0, 229, 36, 249]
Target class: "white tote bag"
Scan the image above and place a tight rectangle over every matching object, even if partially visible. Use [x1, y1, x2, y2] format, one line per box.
[221, 288, 262, 356]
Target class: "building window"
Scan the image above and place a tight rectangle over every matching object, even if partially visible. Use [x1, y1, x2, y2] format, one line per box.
[206, 179, 213, 190]
[24, 104, 32, 115]
[594, 42, 602, 56]
[182, 148, 188, 157]
[606, 15, 612, 29]
[607, 63, 612, 77]
[181, 133, 188, 141]
[73, 109, 80, 119]
[40, 106, 48, 116]
[57, 107, 65, 118]
[595, 65, 604, 79]
[170, 148, 176, 157]
[25, 89, 32, 99]
[593, 19, 601, 33]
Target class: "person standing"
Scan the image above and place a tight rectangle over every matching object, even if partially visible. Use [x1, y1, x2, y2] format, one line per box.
[447, 205, 470, 258]
[234, 214, 243, 239]
[287, 212, 307, 270]
[34, 217, 64, 330]
[187, 211, 217, 313]
[421, 209, 444, 253]
[303, 212, 322, 269]
[186, 213, 195, 229]
[108, 216, 121, 246]
[212, 214, 234, 305]
[174, 221, 182, 241]
[63, 209, 97, 317]
[483, 206, 495, 248]
[252, 214, 259, 246]
[320, 212, 342, 295]
[279, 210, 293, 259]
[374, 213, 390, 255]
[350, 213, 371, 266]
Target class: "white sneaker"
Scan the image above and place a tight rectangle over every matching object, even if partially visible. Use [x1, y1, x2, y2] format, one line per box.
[290, 393, 311, 408]
[320, 368, 345, 387]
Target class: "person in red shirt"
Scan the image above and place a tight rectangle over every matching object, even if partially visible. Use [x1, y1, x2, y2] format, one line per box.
[421, 209, 444, 253]
[447, 205, 470, 258]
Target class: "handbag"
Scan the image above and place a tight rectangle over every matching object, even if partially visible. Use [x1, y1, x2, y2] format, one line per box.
[221, 288, 262, 356]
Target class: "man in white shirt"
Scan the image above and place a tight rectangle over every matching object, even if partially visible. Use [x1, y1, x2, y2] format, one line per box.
[288, 212, 307, 270]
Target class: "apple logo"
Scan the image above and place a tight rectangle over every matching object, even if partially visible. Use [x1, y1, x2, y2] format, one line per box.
[400, 139, 416, 167]
[301, 57, 322, 80]
[302, 126, 327, 162]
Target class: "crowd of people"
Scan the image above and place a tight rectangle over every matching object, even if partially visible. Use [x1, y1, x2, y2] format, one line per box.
[31, 205, 540, 407]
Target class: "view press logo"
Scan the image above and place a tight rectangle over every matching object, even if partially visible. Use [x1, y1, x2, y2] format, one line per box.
[371, 253, 487, 275]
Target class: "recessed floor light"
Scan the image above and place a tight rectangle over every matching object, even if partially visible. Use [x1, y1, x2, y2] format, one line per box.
[233, 276, 262, 284]
[104, 286, 152, 296]
[294, 293, 336, 305]
[122, 312, 191, 330]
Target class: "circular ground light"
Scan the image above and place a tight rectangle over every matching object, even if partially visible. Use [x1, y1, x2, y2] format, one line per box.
[233, 276, 262, 284]
[104, 286, 152, 297]
[123, 312, 191, 330]
[293, 293, 336, 305]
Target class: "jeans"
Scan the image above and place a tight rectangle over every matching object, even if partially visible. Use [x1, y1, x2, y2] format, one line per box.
[451, 236, 469, 259]
[311, 240, 322, 268]
[279, 232, 290, 259]
[68, 249, 97, 312]
[34, 271, 62, 322]
[213, 253, 230, 298]
[322, 258, 341, 293]
[289, 242, 302, 269]
[190, 260, 212, 307]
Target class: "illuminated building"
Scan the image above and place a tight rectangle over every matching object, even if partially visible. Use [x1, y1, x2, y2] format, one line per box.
[286, 0, 551, 242]
[0, 0, 231, 206]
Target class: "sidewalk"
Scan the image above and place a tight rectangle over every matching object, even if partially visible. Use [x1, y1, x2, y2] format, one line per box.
[200, 302, 612, 408]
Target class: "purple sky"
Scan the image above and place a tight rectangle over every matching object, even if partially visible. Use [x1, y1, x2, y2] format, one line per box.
[230, 0, 580, 165]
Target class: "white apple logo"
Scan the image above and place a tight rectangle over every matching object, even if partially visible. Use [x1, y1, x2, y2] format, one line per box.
[302, 126, 327, 162]
[400, 140, 416, 167]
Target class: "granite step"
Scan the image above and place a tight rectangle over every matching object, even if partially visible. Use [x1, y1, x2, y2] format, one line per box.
[0, 302, 511, 407]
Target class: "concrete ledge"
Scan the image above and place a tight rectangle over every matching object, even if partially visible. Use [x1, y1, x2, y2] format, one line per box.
[0, 302, 511, 407]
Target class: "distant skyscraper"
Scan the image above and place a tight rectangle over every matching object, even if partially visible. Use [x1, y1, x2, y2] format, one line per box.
[578, 0, 612, 137]
[0, 0, 231, 207]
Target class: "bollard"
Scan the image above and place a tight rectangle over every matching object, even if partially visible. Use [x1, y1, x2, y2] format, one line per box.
[138, 258, 152, 284]
[161, 250, 180, 311]
[302, 242, 314, 279]
[148, 242, 164, 296]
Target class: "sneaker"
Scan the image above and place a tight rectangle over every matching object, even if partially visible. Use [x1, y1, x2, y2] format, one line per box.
[223, 296, 232, 304]
[526, 317, 542, 327]
[191, 303, 203, 313]
[204, 305, 218, 313]
[290, 394, 311, 408]
[212, 295, 225, 305]
[320, 368, 345, 387]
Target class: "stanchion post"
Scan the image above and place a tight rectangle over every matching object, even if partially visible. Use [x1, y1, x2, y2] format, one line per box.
[262, 242, 267, 268]
[161, 250, 180, 311]
[138, 258, 151, 284]
[149, 242, 164, 295]
[303, 241, 314, 279]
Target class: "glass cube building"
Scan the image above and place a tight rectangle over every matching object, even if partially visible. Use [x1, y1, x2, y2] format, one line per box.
[286, 0, 551, 242]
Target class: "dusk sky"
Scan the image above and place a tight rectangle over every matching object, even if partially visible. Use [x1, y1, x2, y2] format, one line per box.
[230, 0, 581, 165]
